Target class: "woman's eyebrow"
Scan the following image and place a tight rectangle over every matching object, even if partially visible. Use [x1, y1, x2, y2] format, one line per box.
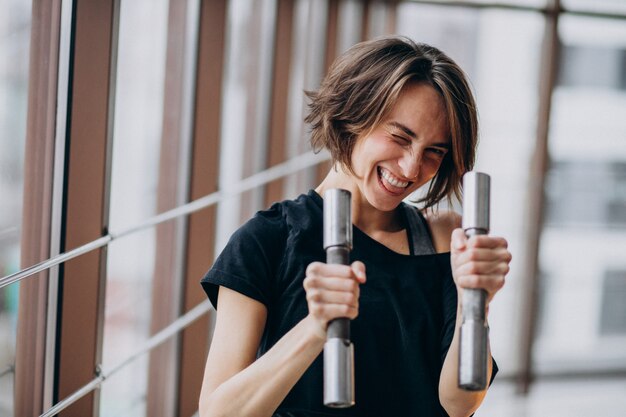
[387, 121, 416, 138]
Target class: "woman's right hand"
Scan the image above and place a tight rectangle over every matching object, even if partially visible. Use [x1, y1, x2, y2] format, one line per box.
[302, 261, 367, 338]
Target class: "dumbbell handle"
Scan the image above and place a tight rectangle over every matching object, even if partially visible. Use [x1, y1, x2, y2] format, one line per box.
[458, 172, 490, 391]
[323, 189, 355, 408]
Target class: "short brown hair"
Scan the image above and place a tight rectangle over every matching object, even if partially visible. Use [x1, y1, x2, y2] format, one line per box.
[305, 36, 478, 209]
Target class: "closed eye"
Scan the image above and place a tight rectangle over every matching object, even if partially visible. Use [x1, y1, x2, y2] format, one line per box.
[427, 147, 448, 157]
[392, 134, 411, 145]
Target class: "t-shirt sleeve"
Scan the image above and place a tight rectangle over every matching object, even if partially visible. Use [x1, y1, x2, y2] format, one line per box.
[200, 205, 287, 310]
[440, 258, 499, 385]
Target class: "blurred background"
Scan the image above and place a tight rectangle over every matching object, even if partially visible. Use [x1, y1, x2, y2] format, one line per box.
[1, 0, 625, 416]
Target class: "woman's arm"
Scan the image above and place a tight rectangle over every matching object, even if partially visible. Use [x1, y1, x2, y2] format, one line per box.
[199, 261, 366, 417]
[426, 211, 510, 417]
[437, 300, 493, 416]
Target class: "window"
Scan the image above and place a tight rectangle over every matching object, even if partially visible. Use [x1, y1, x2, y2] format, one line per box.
[100, 0, 169, 414]
[536, 13, 626, 374]
[0, 1, 32, 415]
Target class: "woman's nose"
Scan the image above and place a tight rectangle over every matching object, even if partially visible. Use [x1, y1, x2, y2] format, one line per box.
[398, 151, 421, 180]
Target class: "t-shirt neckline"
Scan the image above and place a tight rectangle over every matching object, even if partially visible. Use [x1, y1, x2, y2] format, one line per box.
[305, 189, 444, 258]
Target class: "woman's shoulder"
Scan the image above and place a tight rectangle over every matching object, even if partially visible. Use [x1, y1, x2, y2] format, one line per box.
[237, 190, 321, 240]
[422, 209, 461, 253]
[266, 190, 322, 229]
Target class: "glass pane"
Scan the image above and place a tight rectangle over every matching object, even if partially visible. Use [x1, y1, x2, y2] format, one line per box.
[536, 14, 626, 374]
[216, 0, 277, 250]
[0, 1, 32, 415]
[100, 0, 169, 415]
[396, 2, 545, 376]
[562, 0, 626, 14]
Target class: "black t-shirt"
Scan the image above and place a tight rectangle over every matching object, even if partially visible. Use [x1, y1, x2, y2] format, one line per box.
[202, 190, 496, 416]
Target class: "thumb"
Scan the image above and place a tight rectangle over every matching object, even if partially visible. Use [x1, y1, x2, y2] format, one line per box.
[351, 261, 367, 283]
[451, 228, 467, 254]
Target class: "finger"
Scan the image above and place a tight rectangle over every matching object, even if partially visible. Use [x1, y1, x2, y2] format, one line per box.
[466, 235, 508, 250]
[306, 262, 354, 279]
[307, 288, 358, 307]
[309, 303, 359, 321]
[456, 260, 510, 276]
[451, 228, 467, 253]
[351, 261, 367, 283]
[303, 276, 360, 293]
[456, 274, 506, 292]
[455, 247, 511, 263]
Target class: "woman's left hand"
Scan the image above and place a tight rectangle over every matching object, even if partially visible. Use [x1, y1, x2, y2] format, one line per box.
[450, 228, 512, 306]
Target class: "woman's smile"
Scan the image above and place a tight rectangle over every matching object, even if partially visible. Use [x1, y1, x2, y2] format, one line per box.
[377, 166, 411, 195]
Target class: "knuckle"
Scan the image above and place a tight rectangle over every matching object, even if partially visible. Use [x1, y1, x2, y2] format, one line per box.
[303, 276, 313, 289]
[306, 262, 321, 276]
[466, 275, 481, 287]
[345, 292, 356, 304]
[310, 304, 322, 316]
[304, 276, 319, 289]
[308, 289, 321, 302]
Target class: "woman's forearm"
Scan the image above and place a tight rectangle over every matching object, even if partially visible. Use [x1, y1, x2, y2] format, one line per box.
[201, 315, 326, 417]
[438, 305, 492, 417]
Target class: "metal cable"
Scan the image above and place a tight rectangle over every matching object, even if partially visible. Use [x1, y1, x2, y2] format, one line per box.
[40, 300, 211, 417]
[0, 150, 329, 290]
[0, 365, 14, 379]
[0, 236, 113, 288]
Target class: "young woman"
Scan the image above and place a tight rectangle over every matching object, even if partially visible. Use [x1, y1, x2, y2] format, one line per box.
[198, 36, 512, 417]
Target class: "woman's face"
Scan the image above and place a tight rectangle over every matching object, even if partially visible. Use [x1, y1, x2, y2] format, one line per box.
[350, 81, 450, 212]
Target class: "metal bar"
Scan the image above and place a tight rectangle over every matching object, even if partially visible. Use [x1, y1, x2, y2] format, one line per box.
[43, 0, 74, 410]
[0, 365, 14, 379]
[0, 150, 329, 290]
[40, 378, 104, 417]
[14, 0, 64, 414]
[516, 0, 561, 395]
[1, 236, 112, 288]
[39, 300, 211, 417]
[54, 0, 120, 412]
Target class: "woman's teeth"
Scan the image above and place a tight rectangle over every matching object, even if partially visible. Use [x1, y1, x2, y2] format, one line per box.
[380, 167, 409, 188]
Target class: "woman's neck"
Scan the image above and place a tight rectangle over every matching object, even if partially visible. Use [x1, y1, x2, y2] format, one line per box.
[315, 166, 404, 234]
